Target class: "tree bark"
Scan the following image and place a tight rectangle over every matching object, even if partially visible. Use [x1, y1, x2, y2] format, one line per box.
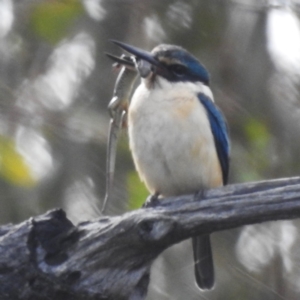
[1, 176, 300, 300]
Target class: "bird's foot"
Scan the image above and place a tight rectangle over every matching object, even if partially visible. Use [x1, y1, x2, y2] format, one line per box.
[143, 192, 160, 208]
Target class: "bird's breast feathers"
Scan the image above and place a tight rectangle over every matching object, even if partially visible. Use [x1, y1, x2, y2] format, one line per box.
[128, 77, 223, 196]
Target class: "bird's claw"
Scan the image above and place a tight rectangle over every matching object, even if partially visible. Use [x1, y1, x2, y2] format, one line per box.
[143, 193, 160, 208]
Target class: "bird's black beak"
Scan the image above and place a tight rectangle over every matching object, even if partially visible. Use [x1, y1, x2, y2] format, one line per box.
[110, 40, 160, 78]
[106, 53, 135, 69]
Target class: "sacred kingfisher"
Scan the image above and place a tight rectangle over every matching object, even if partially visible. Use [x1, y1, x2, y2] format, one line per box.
[111, 40, 230, 290]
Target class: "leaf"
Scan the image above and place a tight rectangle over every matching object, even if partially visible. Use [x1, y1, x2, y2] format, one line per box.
[127, 171, 149, 210]
[30, 0, 83, 44]
[240, 118, 272, 180]
[245, 118, 270, 151]
[0, 137, 35, 187]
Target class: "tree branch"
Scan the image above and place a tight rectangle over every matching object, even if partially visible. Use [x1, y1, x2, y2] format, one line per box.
[1, 176, 300, 300]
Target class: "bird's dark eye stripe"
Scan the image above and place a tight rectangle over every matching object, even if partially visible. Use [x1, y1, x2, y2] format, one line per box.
[170, 64, 187, 76]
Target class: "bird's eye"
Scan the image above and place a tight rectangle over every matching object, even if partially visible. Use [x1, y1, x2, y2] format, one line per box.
[171, 65, 186, 76]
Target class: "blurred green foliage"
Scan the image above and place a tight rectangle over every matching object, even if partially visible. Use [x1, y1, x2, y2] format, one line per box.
[244, 118, 272, 180]
[30, 0, 83, 44]
[245, 118, 270, 152]
[127, 171, 148, 210]
[0, 136, 35, 187]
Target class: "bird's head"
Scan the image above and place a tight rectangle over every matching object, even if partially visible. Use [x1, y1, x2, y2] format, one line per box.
[111, 40, 210, 87]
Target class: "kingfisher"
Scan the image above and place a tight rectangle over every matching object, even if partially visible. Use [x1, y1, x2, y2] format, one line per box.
[111, 40, 230, 290]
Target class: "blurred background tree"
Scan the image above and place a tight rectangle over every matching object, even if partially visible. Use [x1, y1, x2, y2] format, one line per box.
[1, 0, 300, 298]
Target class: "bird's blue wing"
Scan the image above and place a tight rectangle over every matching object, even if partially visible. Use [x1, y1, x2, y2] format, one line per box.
[198, 93, 230, 184]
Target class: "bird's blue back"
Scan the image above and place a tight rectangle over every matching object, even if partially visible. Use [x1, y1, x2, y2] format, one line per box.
[198, 93, 230, 184]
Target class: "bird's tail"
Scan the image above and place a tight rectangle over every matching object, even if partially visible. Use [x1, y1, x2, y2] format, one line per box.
[192, 234, 214, 290]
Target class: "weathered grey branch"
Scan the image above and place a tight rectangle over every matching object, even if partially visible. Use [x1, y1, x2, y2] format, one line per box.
[1, 176, 300, 300]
